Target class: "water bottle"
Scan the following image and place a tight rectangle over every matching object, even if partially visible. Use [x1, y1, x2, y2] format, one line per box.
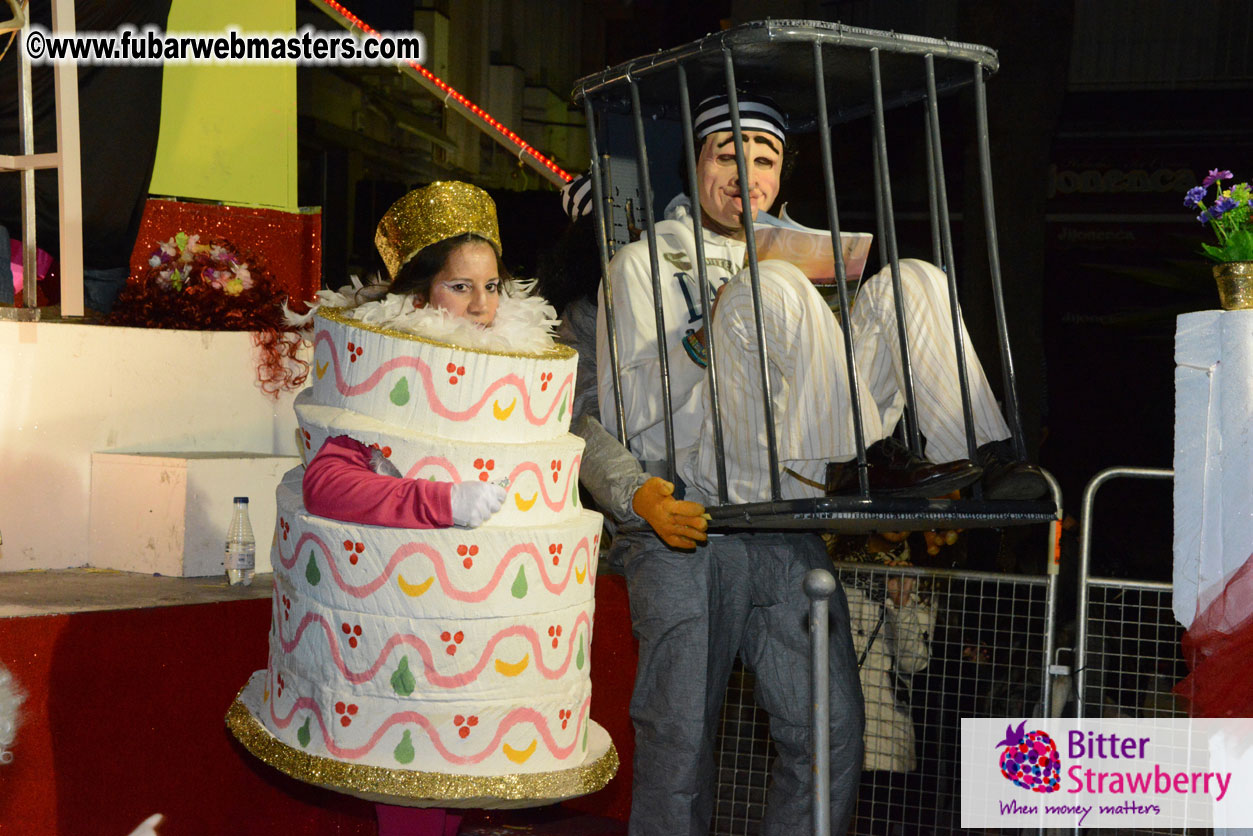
[225, 496, 256, 586]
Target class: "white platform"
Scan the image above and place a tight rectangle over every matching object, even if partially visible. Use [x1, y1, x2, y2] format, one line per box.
[1174, 309, 1253, 628]
[89, 452, 299, 577]
[0, 318, 304, 572]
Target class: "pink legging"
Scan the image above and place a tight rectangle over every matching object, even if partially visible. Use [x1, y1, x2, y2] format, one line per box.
[375, 804, 463, 836]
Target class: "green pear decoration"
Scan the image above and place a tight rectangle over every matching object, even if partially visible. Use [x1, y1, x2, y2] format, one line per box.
[511, 564, 528, 599]
[394, 730, 416, 764]
[390, 377, 410, 406]
[391, 656, 416, 696]
[306, 553, 321, 586]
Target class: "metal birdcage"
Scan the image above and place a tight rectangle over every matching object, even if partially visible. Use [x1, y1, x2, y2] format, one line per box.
[572, 20, 1058, 534]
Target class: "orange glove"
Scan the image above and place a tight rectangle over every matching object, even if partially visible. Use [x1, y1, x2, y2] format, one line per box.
[632, 477, 708, 549]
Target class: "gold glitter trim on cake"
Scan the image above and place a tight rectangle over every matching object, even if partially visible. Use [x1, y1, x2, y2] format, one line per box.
[226, 673, 618, 809]
[376, 181, 502, 279]
[317, 306, 576, 362]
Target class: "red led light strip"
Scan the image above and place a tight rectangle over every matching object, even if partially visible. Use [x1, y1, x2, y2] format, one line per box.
[317, 0, 573, 184]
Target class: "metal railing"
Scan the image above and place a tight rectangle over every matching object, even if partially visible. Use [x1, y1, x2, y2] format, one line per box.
[760, 557, 1060, 835]
[1071, 467, 1208, 835]
[1073, 466, 1176, 721]
[789, 467, 1201, 834]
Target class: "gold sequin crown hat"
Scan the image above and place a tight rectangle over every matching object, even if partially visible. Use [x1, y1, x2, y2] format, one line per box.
[374, 180, 502, 279]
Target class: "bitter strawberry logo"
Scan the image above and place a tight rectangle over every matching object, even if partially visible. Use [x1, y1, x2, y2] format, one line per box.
[996, 720, 1061, 793]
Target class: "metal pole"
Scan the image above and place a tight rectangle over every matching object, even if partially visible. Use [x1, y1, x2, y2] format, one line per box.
[813, 41, 870, 495]
[722, 49, 782, 500]
[18, 10, 37, 310]
[972, 65, 1027, 458]
[677, 64, 729, 503]
[924, 54, 979, 465]
[1038, 467, 1064, 721]
[870, 139, 887, 287]
[629, 78, 678, 482]
[923, 106, 942, 269]
[870, 48, 921, 455]
[805, 568, 836, 836]
[599, 154, 618, 261]
[583, 96, 629, 447]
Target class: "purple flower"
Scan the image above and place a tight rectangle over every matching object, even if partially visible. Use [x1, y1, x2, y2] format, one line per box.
[1198, 210, 1213, 223]
[1184, 186, 1207, 207]
[1202, 168, 1234, 187]
[1213, 195, 1238, 218]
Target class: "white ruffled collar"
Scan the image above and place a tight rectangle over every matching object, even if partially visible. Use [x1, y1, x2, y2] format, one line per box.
[296, 279, 560, 354]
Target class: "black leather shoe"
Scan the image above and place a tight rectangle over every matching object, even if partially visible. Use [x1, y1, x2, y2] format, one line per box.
[976, 441, 1050, 500]
[825, 437, 982, 498]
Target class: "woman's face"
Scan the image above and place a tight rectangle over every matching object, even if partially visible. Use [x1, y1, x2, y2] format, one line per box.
[421, 240, 501, 326]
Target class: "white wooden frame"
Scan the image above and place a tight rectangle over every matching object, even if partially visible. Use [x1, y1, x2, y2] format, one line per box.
[0, 0, 83, 319]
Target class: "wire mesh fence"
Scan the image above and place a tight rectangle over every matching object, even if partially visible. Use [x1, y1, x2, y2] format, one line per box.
[712, 560, 1054, 836]
[1078, 578, 1206, 836]
[1082, 579, 1189, 721]
[1073, 468, 1205, 835]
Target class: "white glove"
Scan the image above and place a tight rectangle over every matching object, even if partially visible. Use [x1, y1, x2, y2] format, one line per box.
[368, 447, 402, 478]
[450, 482, 507, 527]
[125, 814, 164, 836]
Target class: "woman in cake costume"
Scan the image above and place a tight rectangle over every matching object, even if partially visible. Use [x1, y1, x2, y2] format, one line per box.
[301, 183, 522, 533]
[306, 184, 516, 836]
[230, 181, 614, 836]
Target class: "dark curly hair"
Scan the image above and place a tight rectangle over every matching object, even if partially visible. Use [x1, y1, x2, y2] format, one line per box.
[536, 215, 603, 314]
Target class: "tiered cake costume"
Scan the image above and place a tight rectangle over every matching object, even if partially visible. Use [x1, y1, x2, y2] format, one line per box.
[228, 182, 616, 807]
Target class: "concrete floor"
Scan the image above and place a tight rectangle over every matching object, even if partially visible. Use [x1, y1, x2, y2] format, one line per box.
[0, 568, 272, 617]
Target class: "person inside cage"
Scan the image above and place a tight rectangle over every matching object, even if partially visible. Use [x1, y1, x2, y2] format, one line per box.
[583, 94, 871, 836]
[596, 91, 1048, 507]
[577, 88, 1048, 836]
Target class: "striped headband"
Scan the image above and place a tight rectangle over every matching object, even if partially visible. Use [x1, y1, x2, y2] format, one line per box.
[561, 172, 595, 219]
[693, 93, 786, 143]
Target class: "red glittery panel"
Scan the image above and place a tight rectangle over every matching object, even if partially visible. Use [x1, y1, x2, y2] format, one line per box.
[129, 198, 321, 312]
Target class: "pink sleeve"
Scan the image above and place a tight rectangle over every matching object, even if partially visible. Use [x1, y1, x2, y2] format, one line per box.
[302, 436, 454, 528]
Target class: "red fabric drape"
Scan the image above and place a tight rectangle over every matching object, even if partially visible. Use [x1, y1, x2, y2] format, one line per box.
[1175, 555, 1253, 717]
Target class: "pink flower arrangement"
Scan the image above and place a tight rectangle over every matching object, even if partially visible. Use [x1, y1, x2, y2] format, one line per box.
[111, 230, 308, 395]
[147, 232, 256, 296]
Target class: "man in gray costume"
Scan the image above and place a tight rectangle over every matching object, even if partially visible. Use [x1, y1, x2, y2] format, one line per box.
[574, 92, 868, 836]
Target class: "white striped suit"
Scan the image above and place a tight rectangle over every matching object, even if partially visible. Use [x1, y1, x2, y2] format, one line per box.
[596, 197, 1010, 505]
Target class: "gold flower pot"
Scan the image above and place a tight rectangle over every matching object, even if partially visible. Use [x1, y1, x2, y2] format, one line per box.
[1214, 261, 1253, 311]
